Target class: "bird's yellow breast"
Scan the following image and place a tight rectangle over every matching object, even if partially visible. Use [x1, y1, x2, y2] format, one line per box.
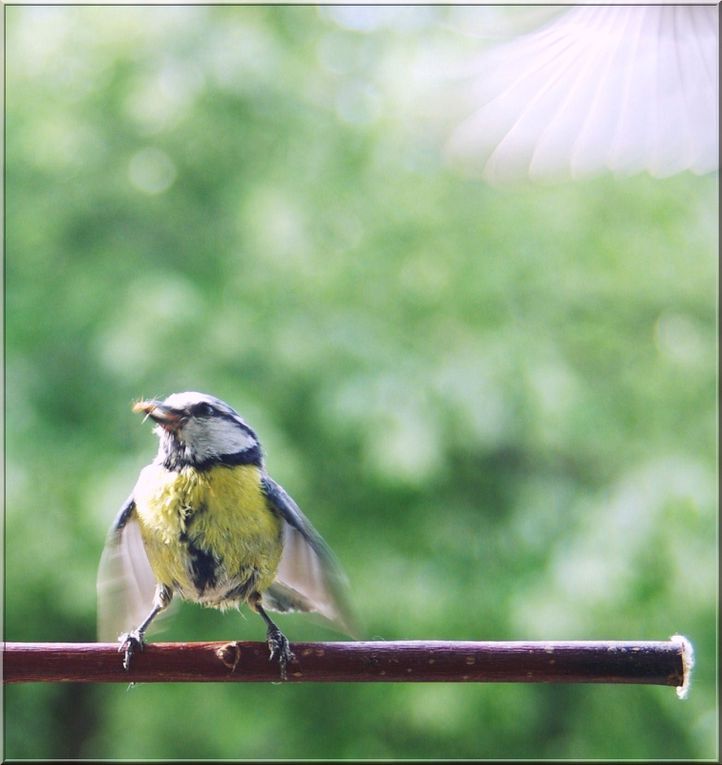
[132, 463, 283, 604]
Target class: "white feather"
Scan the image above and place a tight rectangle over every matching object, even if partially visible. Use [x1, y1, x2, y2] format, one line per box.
[278, 523, 334, 615]
[96, 516, 158, 642]
[446, 6, 719, 184]
[269, 521, 357, 636]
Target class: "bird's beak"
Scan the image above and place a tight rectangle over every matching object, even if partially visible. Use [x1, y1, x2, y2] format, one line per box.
[132, 400, 184, 432]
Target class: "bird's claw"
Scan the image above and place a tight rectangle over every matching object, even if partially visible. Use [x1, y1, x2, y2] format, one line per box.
[118, 630, 145, 671]
[267, 627, 295, 681]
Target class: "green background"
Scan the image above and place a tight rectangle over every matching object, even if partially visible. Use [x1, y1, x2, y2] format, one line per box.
[4, 5, 718, 760]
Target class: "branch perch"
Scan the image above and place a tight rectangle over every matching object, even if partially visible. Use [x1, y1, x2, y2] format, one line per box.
[3, 637, 693, 696]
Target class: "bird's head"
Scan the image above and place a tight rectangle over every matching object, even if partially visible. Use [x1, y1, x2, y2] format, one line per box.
[133, 391, 262, 470]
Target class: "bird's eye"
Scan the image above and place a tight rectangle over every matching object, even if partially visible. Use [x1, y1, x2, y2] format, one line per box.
[191, 402, 215, 417]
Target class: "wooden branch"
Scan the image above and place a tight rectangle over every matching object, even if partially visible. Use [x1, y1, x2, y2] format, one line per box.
[3, 637, 693, 695]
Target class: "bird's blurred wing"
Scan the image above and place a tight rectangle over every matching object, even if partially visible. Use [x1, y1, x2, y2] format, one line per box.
[446, 5, 719, 183]
[261, 476, 360, 638]
[96, 496, 160, 642]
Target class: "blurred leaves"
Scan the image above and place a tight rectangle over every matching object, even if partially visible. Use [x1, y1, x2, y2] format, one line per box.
[4, 5, 718, 761]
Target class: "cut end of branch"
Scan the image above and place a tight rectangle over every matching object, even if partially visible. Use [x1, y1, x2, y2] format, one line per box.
[670, 634, 694, 700]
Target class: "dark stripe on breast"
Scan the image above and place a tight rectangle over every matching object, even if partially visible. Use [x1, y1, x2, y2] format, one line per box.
[178, 503, 218, 594]
[187, 542, 218, 594]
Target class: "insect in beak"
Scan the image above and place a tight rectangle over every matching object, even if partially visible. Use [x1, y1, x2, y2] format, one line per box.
[133, 400, 185, 432]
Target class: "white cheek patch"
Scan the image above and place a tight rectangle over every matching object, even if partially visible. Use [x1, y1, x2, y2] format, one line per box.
[182, 417, 257, 461]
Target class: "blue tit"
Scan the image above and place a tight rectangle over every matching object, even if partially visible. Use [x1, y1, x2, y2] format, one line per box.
[97, 391, 357, 678]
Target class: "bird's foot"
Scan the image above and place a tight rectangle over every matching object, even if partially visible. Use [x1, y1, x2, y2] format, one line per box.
[118, 630, 145, 671]
[267, 626, 295, 681]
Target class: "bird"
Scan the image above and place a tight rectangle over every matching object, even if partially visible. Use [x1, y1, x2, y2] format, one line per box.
[444, 5, 718, 184]
[97, 391, 357, 679]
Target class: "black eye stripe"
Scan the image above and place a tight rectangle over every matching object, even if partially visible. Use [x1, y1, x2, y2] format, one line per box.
[189, 402, 215, 417]
[185, 403, 257, 440]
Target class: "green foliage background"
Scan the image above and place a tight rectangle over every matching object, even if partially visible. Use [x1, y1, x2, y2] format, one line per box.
[4, 5, 718, 760]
